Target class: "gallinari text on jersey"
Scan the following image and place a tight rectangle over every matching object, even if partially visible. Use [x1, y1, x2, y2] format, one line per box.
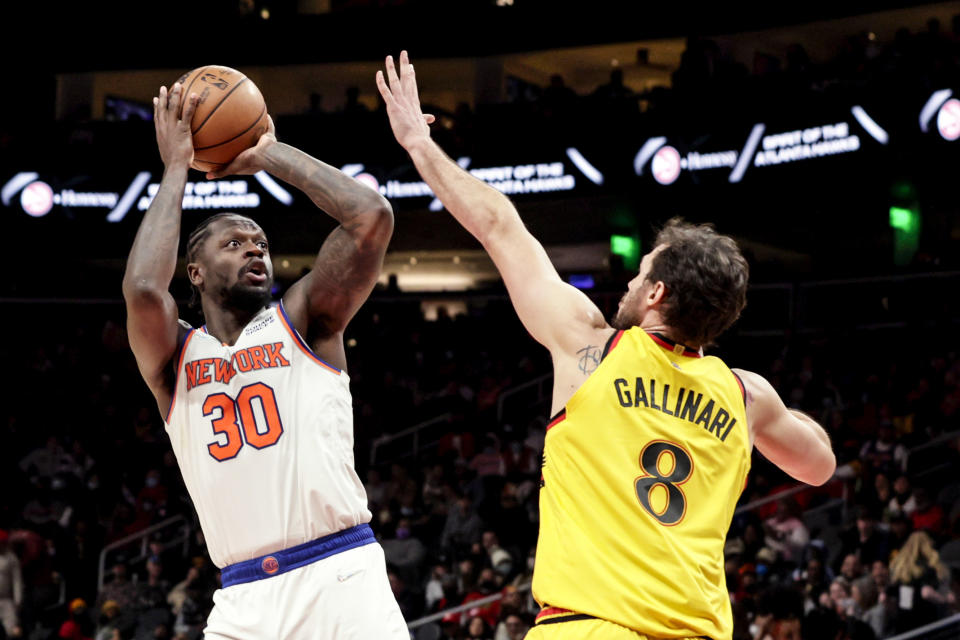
[612, 376, 740, 443]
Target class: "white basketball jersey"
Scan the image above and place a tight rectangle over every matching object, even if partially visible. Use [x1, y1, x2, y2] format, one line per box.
[164, 301, 371, 569]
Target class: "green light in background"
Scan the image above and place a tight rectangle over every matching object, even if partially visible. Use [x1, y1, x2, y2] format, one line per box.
[889, 206, 917, 233]
[610, 234, 640, 271]
[889, 206, 920, 266]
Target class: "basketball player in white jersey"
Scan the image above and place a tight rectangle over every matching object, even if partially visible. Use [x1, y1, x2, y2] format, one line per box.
[123, 82, 413, 638]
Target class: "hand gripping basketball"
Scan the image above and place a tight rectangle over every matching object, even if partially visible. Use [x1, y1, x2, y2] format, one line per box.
[153, 83, 200, 169]
[203, 115, 276, 180]
[174, 65, 271, 174]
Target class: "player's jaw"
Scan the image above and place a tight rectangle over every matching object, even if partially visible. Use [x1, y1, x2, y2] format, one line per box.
[612, 272, 648, 329]
[224, 257, 274, 312]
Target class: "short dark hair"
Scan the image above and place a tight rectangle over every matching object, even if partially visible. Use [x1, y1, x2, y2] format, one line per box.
[646, 218, 748, 348]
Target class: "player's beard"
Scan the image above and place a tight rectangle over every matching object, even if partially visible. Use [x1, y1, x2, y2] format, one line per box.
[612, 289, 642, 330]
[223, 278, 273, 313]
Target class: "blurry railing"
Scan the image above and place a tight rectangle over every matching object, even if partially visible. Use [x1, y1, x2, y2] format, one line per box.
[886, 614, 960, 640]
[97, 515, 191, 591]
[369, 413, 453, 467]
[496, 373, 552, 424]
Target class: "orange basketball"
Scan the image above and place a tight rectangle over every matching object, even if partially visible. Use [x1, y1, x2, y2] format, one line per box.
[175, 66, 269, 173]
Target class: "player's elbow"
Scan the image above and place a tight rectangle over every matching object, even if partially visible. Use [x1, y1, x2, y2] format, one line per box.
[806, 451, 837, 486]
[122, 279, 168, 309]
[476, 202, 522, 248]
[355, 200, 394, 251]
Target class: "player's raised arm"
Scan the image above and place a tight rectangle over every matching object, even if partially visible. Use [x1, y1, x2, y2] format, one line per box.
[122, 84, 199, 406]
[734, 368, 837, 486]
[377, 51, 608, 353]
[207, 122, 394, 361]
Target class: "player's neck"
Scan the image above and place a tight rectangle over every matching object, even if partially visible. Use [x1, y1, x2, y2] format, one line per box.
[201, 301, 267, 346]
[638, 319, 697, 351]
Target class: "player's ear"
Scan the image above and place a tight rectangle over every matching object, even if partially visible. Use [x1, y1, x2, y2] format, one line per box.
[647, 281, 667, 307]
[187, 262, 204, 289]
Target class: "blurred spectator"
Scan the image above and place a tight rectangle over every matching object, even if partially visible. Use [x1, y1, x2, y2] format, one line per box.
[493, 612, 529, 640]
[93, 600, 123, 640]
[59, 598, 94, 640]
[859, 423, 907, 477]
[481, 531, 513, 578]
[424, 563, 452, 613]
[166, 563, 214, 638]
[19, 437, 70, 481]
[387, 568, 422, 621]
[460, 568, 501, 629]
[838, 505, 891, 569]
[763, 499, 809, 565]
[795, 555, 830, 612]
[888, 512, 914, 554]
[839, 554, 865, 584]
[96, 563, 137, 612]
[364, 468, 387, 513]
[888, 475, 917, 518]
[381, 518, 427, 586]
[820, 577, 854, 617]
[888, 530, 952, 633]
[591, 68, 636, 104]
[135, 555, 171, 613]
[342, 86, 369, 117]
[752, 587, 803, 640]
[441, 495, 483, 561]
[540, 74, 577, 122]
[469, 435, 506, 479]
[466, 615, 493, 640]
[851, 576, 887, 638]
[0, 530, 22, 639]
[910, 488, 946, 539]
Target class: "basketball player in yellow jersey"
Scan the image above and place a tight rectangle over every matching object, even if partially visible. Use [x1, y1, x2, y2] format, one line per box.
[378, 52, 837, 640]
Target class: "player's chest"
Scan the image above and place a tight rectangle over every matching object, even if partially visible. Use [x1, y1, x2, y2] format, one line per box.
[182, 330, 295, 394]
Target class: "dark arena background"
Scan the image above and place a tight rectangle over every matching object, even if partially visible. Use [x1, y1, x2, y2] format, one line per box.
[2, 1, 960, 639]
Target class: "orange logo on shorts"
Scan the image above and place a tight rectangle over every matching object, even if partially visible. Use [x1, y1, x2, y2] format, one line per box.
[261, 556, 279, 574]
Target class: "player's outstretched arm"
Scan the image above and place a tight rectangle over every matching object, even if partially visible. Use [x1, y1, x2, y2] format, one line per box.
[122, 84, 199, 404]
[377, 51, 608, 353]
[734, 368, 837, 486]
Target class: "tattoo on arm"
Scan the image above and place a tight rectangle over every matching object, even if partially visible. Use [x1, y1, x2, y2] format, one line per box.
[262, 143, 372, 227]
[577, 345, 601, 375]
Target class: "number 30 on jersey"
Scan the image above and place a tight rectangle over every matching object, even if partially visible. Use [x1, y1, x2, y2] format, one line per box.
[203, 383, 284, 461]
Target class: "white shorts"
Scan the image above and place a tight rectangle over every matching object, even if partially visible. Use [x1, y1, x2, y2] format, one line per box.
[204, 542, 409, 639]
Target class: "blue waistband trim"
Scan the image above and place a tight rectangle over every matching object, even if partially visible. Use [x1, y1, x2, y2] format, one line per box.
[220, 523, 375, 588]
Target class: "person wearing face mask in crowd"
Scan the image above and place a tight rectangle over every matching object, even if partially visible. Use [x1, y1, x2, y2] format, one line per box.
[381, 518, 426, 587]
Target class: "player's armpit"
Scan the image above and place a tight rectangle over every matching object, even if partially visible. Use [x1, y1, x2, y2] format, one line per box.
[123, 287, 182, 404]
[735, 368, 837, 486]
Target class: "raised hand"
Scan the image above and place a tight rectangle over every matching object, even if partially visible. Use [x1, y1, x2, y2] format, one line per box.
[376, 50, 436, 151]
[153, 83, 199, 169]
[204, 115, 277, 179]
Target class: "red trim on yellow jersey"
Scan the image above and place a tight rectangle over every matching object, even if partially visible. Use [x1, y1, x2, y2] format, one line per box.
[546, 409, 567, 432]
[274, 304, 342, 375]
[731, 370, 747, 406]
[646, 331, 702, 358]
[165, 329, 195, 423]
[536, 607, 575, 623]
[605, 329, 625, 357]
[534, 607, 596, 625]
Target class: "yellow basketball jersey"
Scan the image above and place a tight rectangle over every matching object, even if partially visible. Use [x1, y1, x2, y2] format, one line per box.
[532, 327, 751, 640]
